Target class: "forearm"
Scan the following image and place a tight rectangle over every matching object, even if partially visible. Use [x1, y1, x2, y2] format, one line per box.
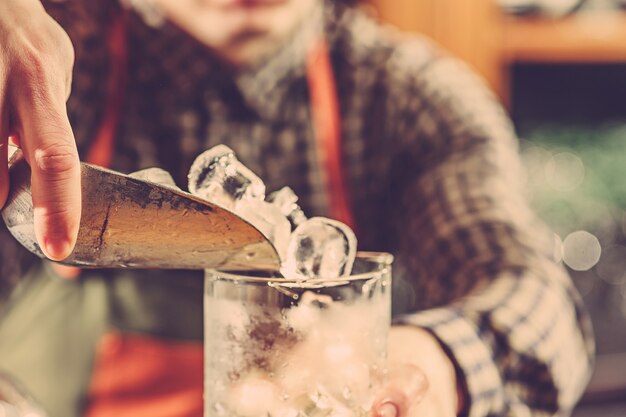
[383, 53, 594, 416]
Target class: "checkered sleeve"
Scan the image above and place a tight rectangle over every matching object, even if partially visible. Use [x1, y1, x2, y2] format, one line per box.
[385, 48, 595, 417]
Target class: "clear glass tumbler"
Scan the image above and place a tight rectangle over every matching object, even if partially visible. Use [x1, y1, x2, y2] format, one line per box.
[204, 252, 392, 417]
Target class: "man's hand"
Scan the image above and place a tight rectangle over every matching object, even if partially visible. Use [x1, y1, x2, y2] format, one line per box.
[0, 0, 80, 261]
[372, 326, 460, 417]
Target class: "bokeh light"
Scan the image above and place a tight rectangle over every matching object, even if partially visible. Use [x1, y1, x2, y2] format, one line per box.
[545, 151, 585, 192]
[562, 230, 602, 271]
[520, 144, 552, 187]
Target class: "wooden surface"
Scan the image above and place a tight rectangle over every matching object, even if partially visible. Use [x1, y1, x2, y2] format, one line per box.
[368, 1, 626, 104]
[369, 0, 504, 98]
[502, 11, 626, 63]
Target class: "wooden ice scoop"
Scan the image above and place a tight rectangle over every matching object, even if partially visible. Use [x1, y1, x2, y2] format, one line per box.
[1, 148, 280, 271]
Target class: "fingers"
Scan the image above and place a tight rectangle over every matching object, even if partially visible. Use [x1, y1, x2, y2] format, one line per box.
[372, 363, 429, 417]
[12, 73, 80, 261]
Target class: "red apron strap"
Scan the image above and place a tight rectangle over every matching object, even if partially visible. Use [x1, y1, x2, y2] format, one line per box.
[306, 39, 356, 231]
[85, 331, 204, 417]
[85, 11, 128, 168]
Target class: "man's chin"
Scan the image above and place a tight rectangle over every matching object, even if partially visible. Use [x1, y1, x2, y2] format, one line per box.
[206, 0, 290, 9]
[215, 35, 281, 67]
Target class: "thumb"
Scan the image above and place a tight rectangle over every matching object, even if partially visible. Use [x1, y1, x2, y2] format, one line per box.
[372, 363, 429, 417]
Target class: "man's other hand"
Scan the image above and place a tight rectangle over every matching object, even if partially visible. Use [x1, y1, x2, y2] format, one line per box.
[372, 326, 460, 417]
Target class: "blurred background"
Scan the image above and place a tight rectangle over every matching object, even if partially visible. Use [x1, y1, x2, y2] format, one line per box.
[367, 0, 626, 415]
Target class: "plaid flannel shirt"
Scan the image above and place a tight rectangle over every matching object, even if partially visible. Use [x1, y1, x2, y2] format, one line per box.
[6, 1, 594, 416]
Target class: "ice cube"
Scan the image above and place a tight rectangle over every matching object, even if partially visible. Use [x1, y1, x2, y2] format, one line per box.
[227, 373, 278, 417]
[288, 393, 326, 417]
[267, 187, 307, 228]
[187, 145, 265, 209]
[323, 342, 355, 364]
[235, 200, 291, 261]
[282, 218, 357, 279]
[129, 167, 179, 189]
[285, 292, 333, 333]
[271, 406, 299, 417]
[324, 360, 371, 408]
[299, 291, 334, 308]
[306, 386, 353, 417]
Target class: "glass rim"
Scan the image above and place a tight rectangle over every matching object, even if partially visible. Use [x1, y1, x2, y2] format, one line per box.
[208, 251, 393, 285]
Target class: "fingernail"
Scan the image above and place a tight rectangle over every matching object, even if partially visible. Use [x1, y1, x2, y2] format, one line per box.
[377, 402, 398, 417]
[44, 238, 72, 261]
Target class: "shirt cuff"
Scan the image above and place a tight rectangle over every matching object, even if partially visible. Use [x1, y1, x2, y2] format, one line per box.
[395, 308, 505, 417]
